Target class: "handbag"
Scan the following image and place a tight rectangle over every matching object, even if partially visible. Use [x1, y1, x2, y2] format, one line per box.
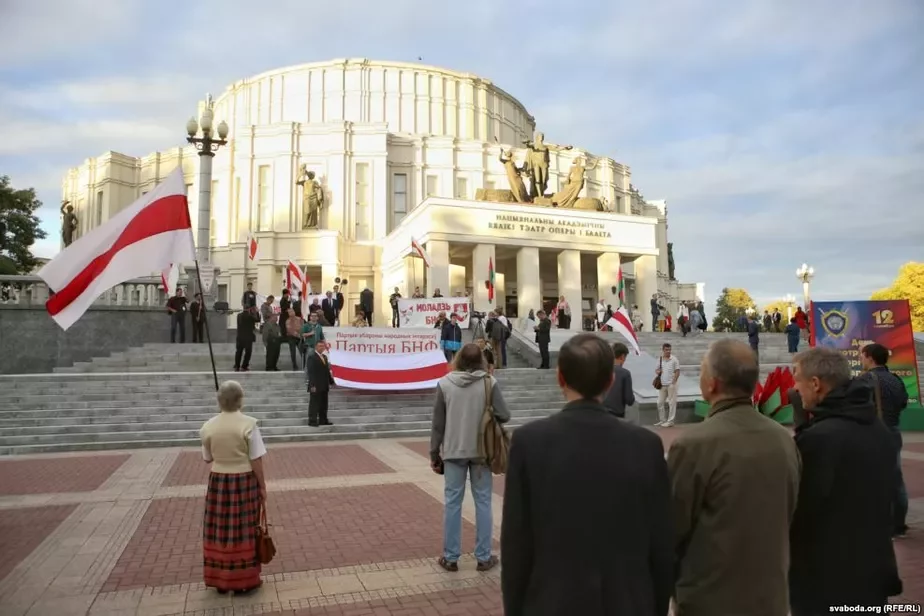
[652, 358, 663, 390]
[254, 502, 276, 565]
[479, 376, 510, 475]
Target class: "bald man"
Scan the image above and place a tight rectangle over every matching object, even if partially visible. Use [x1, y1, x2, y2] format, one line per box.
[668, 339, 800, 616]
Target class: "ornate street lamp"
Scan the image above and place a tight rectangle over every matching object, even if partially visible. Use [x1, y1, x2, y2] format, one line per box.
[186, 96, 229, 266]
[784, 293, 796, 321]
[795, 263, 815, 310]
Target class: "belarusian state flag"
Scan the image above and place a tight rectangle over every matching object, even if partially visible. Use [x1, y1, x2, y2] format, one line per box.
[616, 265, 626, 307]
[39, 167, 195, 330]
[487, 257, 495, 302]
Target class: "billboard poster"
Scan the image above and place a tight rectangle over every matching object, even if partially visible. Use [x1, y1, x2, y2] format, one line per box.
[811, 300, 922, 429]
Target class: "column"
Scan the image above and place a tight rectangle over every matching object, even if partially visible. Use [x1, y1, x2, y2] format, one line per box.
[516, 247, 541, 321]
[634, 254, 658, 329]
[597, 252, 622, 311]
[404, 256, 425, 296]
[471, 244, 496, 313]
[495, 273, 507, 314]
[426, 240, 450, 298]
[557, 250, 582, 329]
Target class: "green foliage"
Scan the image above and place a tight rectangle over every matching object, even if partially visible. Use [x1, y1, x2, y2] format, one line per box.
[871, 262, 924, 332]
[712, 287, 757, 332]
[0, 176, 47, 273]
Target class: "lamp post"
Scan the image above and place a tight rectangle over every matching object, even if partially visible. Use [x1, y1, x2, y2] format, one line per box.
[784, 293, 796, 321]
[186, 96, 229, 266]
[796, 263, 815, 310]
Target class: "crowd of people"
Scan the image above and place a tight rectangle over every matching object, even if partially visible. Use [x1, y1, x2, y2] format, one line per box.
[194, 328, 911, 614]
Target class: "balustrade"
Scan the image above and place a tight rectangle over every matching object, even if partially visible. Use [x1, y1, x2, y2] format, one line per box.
[0, 275, 185, 308]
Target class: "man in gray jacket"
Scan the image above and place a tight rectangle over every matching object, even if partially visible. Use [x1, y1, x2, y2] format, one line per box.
[430, 343, 510, 573]
[602, 342, 635, 419]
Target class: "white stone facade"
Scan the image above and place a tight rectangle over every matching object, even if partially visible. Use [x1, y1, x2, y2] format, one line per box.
[61, 58, 702, 326]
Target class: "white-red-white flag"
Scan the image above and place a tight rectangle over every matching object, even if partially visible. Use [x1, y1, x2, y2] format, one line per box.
[39, 168, 195, 330]
[160, 263, 179, 296]
[247, 233, 258, 261]
[285, 260, 306, 297]
[606, 306, 642, 355]
[411, 237, 431, 268]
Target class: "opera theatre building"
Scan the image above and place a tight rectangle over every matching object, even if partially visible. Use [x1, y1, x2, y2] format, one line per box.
[62, 58, 703, 325]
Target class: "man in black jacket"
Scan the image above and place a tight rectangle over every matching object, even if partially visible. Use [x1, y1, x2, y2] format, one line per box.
[858, 342, 910, 537]
[234, 307, 259, 371]
[360, 287, 374, 326]
[602, 342, 635, 418]
[533, 309, 552, 369]
[789, 347, 902, 615]
[501, 334, 672, 616]
[305, 340, 334, 427]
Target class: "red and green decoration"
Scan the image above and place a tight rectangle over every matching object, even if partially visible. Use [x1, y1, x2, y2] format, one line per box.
[616, 265, 626, 307]
[695, 366, 797, 424]
[487, 257, 495, 302]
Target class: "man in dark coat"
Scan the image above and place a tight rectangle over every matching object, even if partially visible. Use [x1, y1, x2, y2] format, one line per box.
[305, 340, 334, 427]
[234, 307, 259, 371]
[789, 347, 902, 615]
[321, 291, 337, 326]
[602, 342, 634, 418]
[501, 334, 672, 616]
[533, 309, 552, 369]
[360, 287, 374, 326]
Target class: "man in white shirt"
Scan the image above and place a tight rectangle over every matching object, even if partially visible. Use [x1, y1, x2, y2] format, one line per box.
[655, 343, 681, 427]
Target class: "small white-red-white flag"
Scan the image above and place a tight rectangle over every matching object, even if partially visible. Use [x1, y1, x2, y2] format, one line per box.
[247, 233, 258, 261]
[411, 237, 431, 268]
[285, 260, 307, 297]
[39, 167, 195, 331]
[160, 263, 179, 296]
[606, 306, 642, 355]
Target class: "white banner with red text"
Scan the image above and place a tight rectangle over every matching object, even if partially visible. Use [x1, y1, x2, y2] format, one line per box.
[396, 298, 471, 328]
[328, 328, 447, 390]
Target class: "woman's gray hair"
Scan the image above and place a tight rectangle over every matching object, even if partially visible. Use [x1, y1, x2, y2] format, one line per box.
[217, 380, 245, 412]
[793, 347, 851, 387]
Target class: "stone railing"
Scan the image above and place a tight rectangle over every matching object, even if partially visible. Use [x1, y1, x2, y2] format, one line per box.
[0, 275, 186, 308]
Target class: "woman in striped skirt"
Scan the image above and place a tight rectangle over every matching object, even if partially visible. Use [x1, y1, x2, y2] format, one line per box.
[199, 380, 268, 594]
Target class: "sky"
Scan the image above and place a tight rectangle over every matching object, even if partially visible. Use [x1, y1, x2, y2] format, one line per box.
[1, 0, 922, 310]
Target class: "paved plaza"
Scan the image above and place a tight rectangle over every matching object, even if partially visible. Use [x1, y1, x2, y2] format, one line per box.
[0, 429, 922, 615]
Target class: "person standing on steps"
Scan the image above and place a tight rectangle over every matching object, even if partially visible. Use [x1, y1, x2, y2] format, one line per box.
[502, 334, 673, 616]
[262, 313, 282, 371]
[655, 343, 680, 427]
[603, 342, 635, 419]
[300, 312, 325, 371]
[534, 309, 552, 369]
[241, 282, 257, 311]
[305, 340, 334, 427]
[284, 307, 304, 371]
[189, 292, 205, 343]
[389, 287, 402, 327]
[166, 288, 188, 343]
[430, 343, 509, 574]
[234, 307, 259, 372]
[785, 317, 801, 353]
[747, 313, 761, 365]
[360, 287, 374, 326]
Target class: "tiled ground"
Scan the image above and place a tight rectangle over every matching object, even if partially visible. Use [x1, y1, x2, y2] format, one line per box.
[0, 454, 129, 495]
[0, 430, 921, 616]
[161, 444, 394, 487]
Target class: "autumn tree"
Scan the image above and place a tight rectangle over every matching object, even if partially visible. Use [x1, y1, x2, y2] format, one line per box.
[871, 262, 924, 332]
[712, 287, 757, 332]
[0, 176, 47, 273]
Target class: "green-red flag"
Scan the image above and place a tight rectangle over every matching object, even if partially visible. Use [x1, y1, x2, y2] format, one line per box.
[616, 266, 626, 307]
[488, 257, 495, 302]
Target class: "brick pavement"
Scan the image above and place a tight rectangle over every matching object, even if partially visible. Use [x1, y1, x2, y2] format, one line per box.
[162, 444, 394, 487]
[0, 431, 920, 615]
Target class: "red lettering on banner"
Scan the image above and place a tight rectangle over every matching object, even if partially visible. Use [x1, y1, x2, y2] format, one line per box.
[402, 340, 439, 353]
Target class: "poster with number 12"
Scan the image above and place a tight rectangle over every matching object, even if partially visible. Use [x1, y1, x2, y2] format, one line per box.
[811, 300, 922, 430]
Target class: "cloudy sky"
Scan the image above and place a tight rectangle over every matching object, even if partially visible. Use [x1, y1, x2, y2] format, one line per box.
[1, 0, 922, 309]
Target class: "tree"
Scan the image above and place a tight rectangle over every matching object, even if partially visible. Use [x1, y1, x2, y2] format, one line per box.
[712, 287, 757, 332]
[0, 176, 47, 273]
[871, 262, 924, 332]
[762, 300, 790, 317]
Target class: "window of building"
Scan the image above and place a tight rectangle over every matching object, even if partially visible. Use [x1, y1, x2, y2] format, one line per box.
[426, 175, 438, 197]
[392, 173, 408, 227]
[257, 165, 271, 231]
[95, 191, 103, 226]
[218, 284, 228, 302]
[355, 162, 371, 241]
[455, 177, 469, 199]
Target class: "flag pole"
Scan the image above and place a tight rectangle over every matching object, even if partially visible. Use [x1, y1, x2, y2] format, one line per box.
[194, 260, 220, 391]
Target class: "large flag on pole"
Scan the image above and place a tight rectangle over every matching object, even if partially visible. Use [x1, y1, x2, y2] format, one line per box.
[285, 259, 306, 297]
[487, 257, 496, 302]
[411, 237, 431, 268]
[38, 167, 195, 330]
[606, 306, 641, 355]
[160, 263, 179, 296]
[616, 265, 626, 307]
[246, 233, 258, 261]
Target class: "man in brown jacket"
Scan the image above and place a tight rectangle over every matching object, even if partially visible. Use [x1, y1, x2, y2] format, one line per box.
[668, 339, 801, 616]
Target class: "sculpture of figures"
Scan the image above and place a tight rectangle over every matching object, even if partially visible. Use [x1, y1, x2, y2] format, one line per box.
[60, 200, 77, 247]
[499, 150, 529, 203]
[667, 242, 676, 281]
[523, 131, 572, 199]
[297, 165, 325, 229]
[551, 156, 598, 209]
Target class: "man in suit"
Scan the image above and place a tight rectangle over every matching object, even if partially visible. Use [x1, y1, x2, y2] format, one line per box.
[234, 307, 259, 372]
[321, 291, 337, 326]
[360, 287, 374, 326]
[668, 339, 800, 616]
[189, 292, 205, 343]
[305, 340, 334, 427]
[501, 334, 673, 616]
[602, 342, 635, 419]
[332, 284, 345, 325]
[533, 309, 552, 369]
